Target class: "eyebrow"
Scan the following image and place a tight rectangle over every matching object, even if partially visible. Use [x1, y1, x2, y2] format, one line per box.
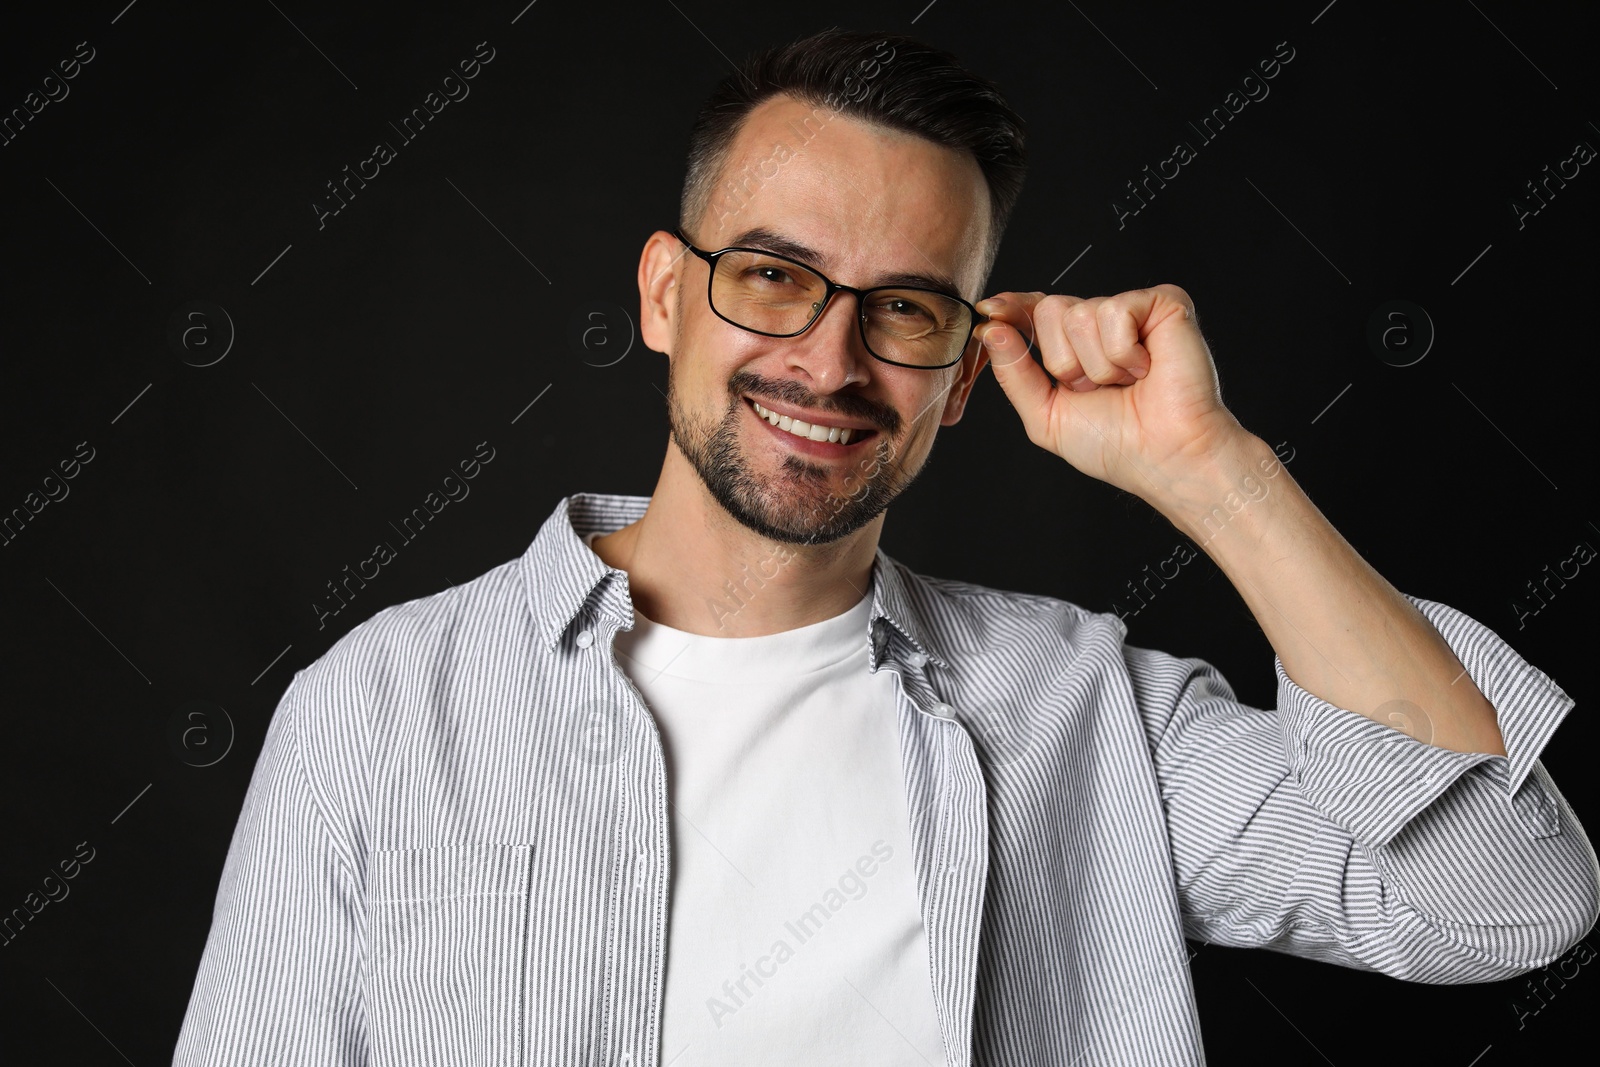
[725, 226, 966, 299]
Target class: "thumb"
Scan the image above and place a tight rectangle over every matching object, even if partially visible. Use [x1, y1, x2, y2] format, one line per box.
[978, 319, 1055, 439]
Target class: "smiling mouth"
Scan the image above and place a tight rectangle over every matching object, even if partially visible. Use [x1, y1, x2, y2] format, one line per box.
[746, 397, 878, 446]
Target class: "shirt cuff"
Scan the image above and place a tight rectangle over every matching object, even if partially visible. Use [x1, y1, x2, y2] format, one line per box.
[1275, 592, 1575, 848]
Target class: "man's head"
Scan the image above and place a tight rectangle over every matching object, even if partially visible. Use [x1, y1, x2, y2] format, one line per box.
[639, 29, 1026, 547]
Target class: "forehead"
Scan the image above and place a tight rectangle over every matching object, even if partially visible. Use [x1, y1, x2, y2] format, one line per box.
[698, 94, 990, 298]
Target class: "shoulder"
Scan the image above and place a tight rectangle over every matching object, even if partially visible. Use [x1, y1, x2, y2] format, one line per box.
[886, 555, 1129, 669]
[287, 556, 527, 736]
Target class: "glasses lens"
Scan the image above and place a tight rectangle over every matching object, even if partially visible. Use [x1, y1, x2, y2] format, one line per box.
[707, 249, 972, 368]
[710, 250, 829, 335]
[861, 289, 972, 367]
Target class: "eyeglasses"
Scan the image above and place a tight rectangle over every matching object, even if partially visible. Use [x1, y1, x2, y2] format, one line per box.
[672, 228, 982, 370]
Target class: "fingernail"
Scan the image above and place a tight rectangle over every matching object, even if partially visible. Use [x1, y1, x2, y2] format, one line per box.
[1129, 364, 1148, 379]
[978, 296, 1007, 310]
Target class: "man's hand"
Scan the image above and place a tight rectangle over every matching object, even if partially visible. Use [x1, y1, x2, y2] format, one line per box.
[974, 285, 1507, 757]
[975, 285, 1248, 505]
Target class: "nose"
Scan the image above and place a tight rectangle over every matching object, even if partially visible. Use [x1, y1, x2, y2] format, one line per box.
[784, 288, 872, 390]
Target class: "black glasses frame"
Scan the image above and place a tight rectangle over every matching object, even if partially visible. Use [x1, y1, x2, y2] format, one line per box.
[672, 228, 982, 370]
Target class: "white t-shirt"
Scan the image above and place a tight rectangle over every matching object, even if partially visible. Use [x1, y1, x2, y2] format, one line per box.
[590, 533, 947, 1066]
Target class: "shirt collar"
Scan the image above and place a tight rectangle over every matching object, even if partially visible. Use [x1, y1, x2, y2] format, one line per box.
[520, 491, 949, 670]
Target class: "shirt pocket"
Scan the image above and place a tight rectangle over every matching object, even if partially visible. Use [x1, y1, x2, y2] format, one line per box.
[365, 843, 534, 1066]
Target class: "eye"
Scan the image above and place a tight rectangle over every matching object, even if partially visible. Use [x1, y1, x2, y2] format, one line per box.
[751, 265, 797, 285]
[872, 296, 935, 321]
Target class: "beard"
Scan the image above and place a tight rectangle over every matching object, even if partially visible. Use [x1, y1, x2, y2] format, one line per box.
[665, 361, 920, 547]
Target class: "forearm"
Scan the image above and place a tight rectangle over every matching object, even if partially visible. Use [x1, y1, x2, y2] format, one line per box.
[1147, 431, 1506, 756]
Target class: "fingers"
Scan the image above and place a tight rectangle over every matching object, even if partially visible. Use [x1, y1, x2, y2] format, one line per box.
[976, 318, 1057, 444]
[976, 291, 1047, 352]
[1064, 298, 1149, 387]
[978, 291, 1151, 389]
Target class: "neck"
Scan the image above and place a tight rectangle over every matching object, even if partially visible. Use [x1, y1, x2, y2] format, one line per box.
[591, 446, 880, 637]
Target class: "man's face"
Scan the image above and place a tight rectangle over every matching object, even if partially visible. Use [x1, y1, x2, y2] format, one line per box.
[643, 93, 992, 546]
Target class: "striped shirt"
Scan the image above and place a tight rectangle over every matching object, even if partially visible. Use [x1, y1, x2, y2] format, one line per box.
[173, 491, 1600, 1065]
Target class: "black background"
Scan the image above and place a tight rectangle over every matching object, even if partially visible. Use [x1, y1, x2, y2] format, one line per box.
[1, 0, 1595, 1063]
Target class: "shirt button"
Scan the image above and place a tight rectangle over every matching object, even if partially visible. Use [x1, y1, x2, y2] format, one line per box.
[929, 701, 954, 718]
[575, 628, 595, 649]
[907, 650, 929, 668]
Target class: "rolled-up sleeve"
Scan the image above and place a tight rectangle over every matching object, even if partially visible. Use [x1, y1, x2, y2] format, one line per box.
[173, 664, 370, 1064]
[1132, 592, 1599, 983]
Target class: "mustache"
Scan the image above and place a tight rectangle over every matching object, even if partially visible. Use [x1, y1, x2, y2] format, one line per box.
[726, 370, 900, 435]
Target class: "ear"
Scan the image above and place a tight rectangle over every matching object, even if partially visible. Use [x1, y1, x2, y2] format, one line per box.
[638, 230, 683, 356]
[938, 332, 991, 426]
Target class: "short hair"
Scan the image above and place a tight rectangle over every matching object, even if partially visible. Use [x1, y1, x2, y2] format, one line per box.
[678, 27, 1027, 288]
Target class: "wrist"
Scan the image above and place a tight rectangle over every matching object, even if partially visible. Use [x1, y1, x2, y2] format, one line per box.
[1147, 432, 1280, 542]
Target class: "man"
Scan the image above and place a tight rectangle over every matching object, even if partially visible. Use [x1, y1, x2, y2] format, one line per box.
[174, 28, 1598, 1066]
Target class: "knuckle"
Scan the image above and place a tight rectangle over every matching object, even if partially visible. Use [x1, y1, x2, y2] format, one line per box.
[1159, 282, 1194, 309]
[1035, 293, 1068, 321]
[1062, 301, 1099, 331]
[1042, 353, 1074, 379]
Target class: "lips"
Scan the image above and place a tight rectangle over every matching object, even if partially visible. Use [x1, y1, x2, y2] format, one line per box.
[746, 397, 878, 447]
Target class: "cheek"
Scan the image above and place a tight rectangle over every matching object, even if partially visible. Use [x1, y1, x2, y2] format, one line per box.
[886, 403, 940, 467]
[684, 309, 757, 363]
[673, 323, 724, 381]
[905, 383, 954, 435]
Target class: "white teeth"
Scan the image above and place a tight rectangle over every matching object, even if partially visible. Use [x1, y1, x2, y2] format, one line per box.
[752, 401, 857, 445]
